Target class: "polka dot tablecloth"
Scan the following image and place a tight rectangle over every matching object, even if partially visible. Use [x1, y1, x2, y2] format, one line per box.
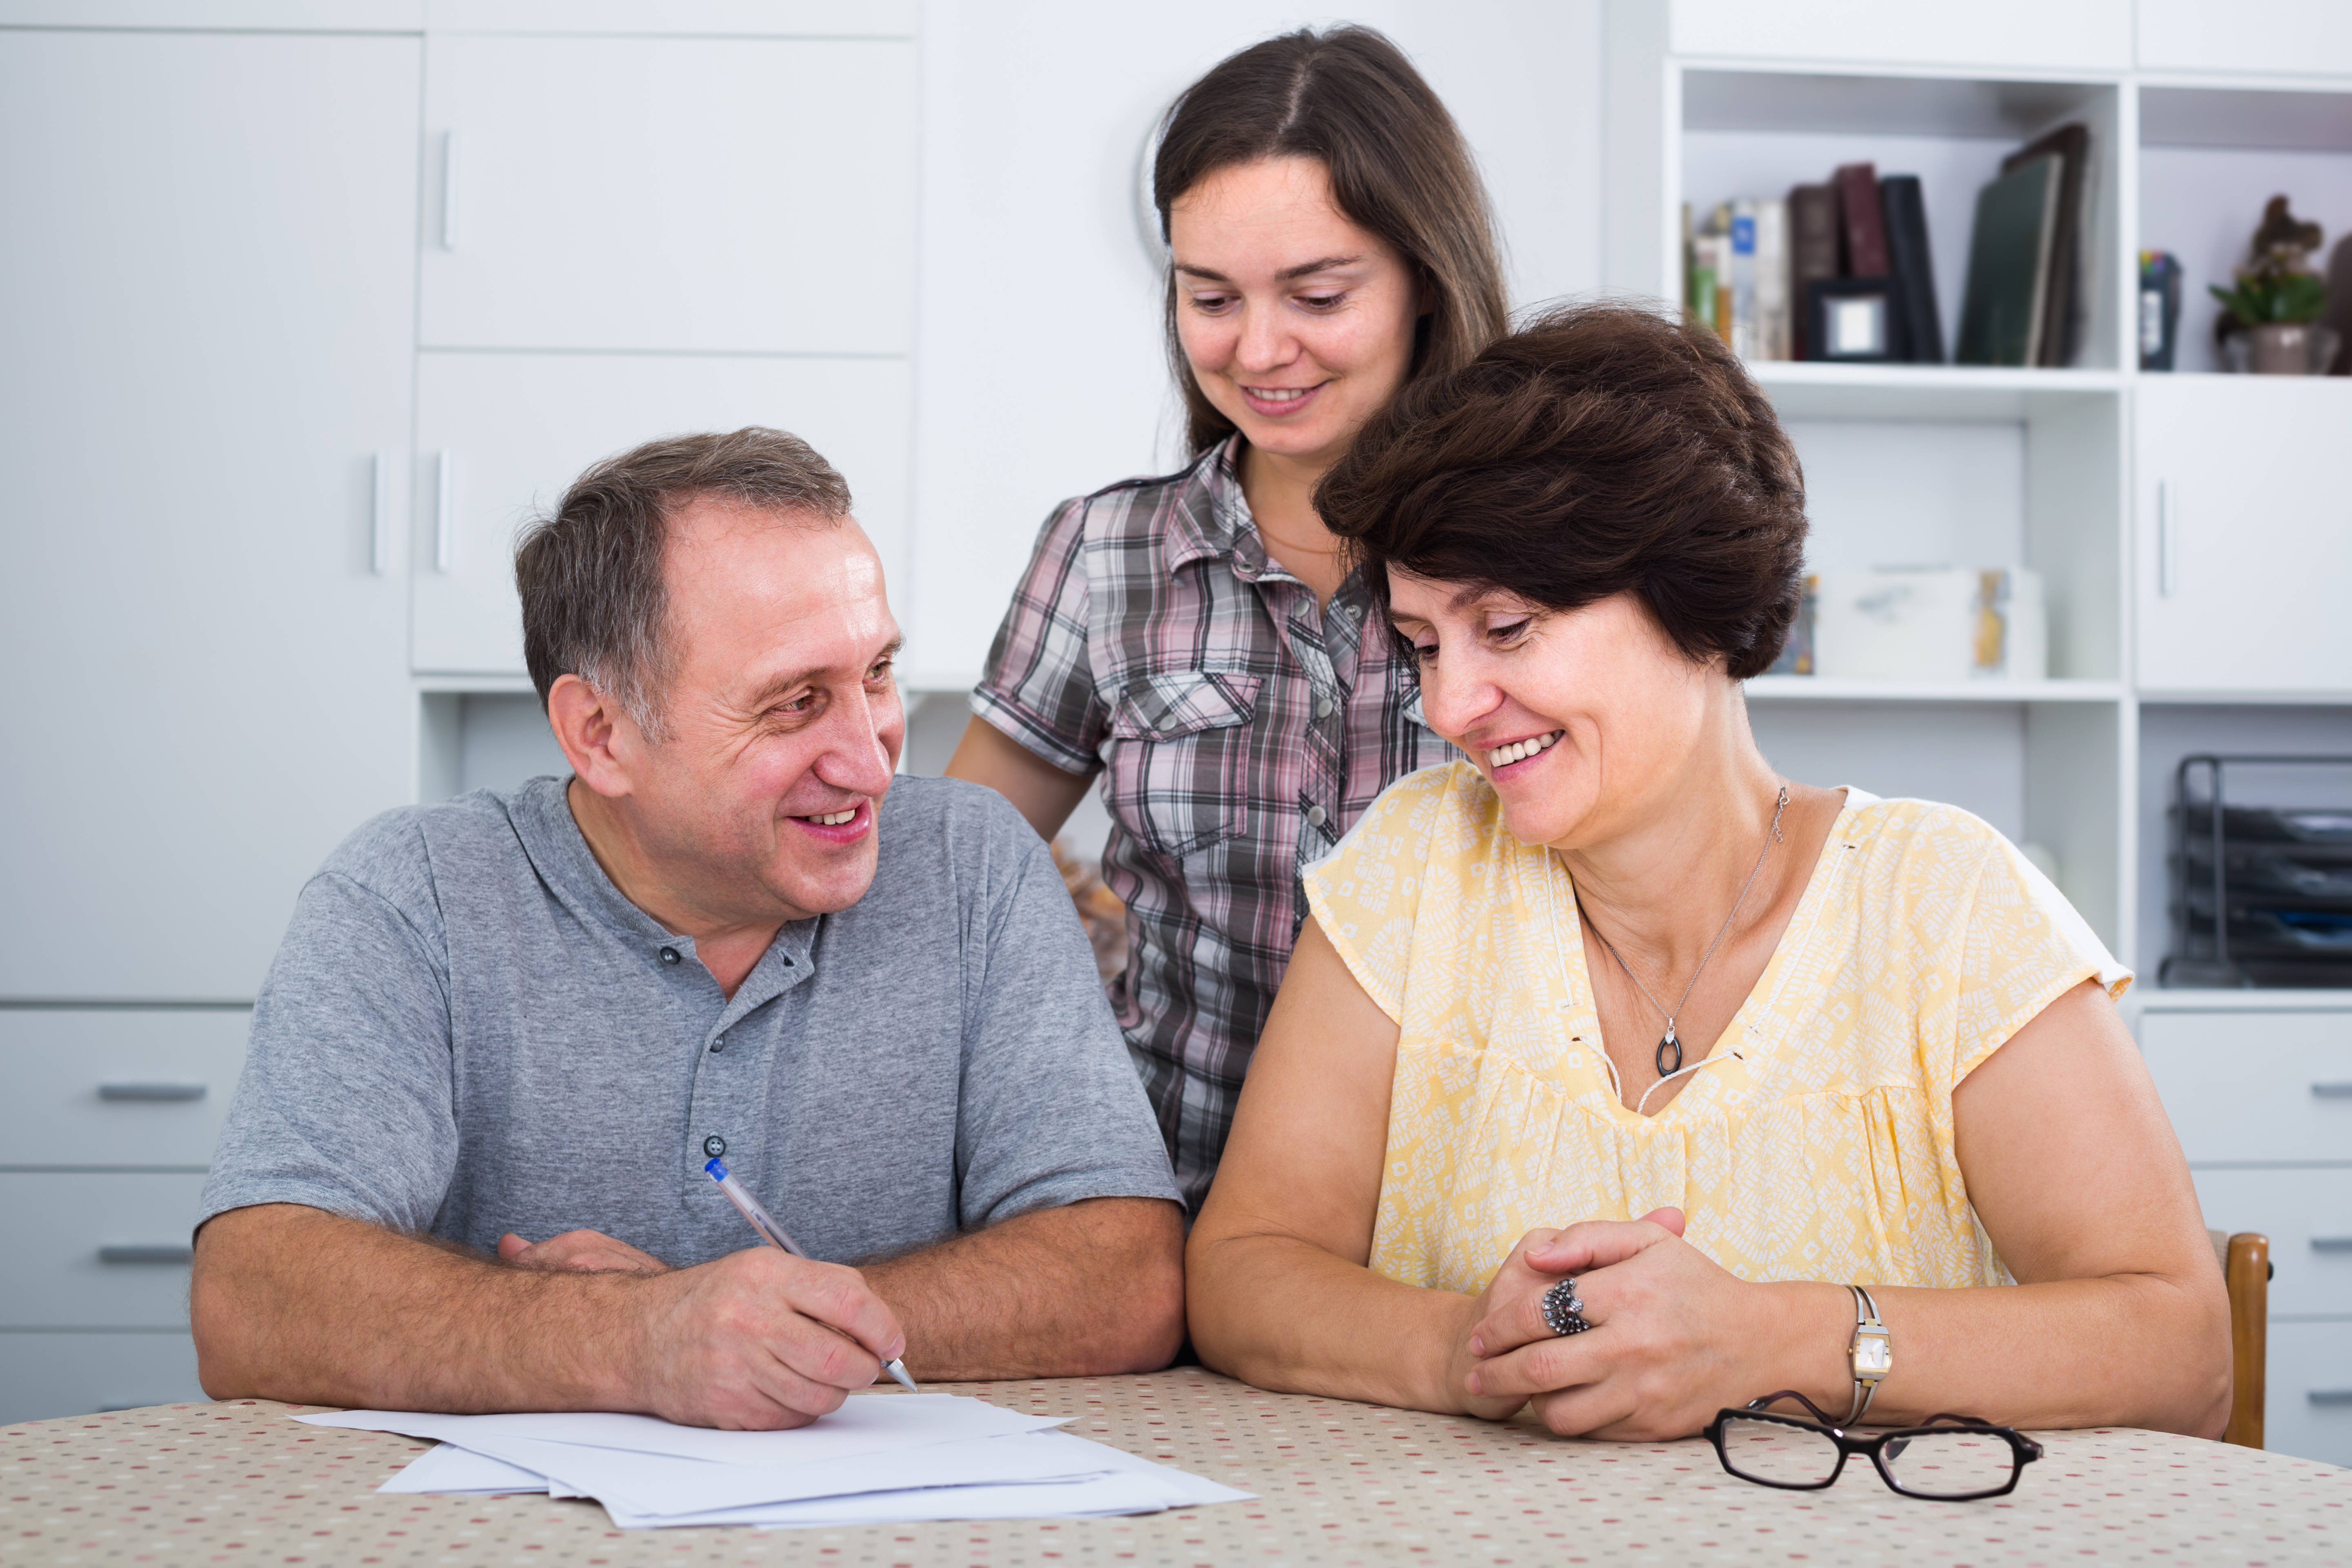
[5, 1370, 2347, 1566]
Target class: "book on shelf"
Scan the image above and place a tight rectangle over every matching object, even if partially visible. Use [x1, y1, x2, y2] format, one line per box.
[1833, 161, 1891, 277]
[2001, 123, 2091, 367]
[1685, 199, 1788, 360]
[1787, 183, 1838, 360]
[2140, 249, 2182, 370]
[1693, 165, 1936, 365]
[1880, 174, 1944, 364]
[1956, 155, 2059, 368]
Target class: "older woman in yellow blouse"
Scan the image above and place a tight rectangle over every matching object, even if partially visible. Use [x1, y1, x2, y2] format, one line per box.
[1186, 304, 2229, 1440]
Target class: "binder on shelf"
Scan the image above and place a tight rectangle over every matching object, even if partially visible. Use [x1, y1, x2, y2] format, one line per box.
[2000, 124, 2090, 367]
[1880, 174, 1944, 364]
[1956, 155, 2060, 368]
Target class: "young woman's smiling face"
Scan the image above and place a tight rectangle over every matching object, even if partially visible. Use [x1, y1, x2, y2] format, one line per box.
[1167, 156, 1426, 470]
[1386, 574, 1720, 852]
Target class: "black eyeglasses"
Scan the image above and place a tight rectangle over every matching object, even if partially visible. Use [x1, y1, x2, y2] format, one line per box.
[1704, 1391, 2043, 1501]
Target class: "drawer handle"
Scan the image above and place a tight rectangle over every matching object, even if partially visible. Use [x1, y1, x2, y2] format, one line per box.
[98, 1082, 206, 1102]
[97, 1244, 194, 1265]
[2315, 1082, 2352, 1098]
[2314, 1238, 2352, 1253]
[2310, 1389, 2352, 1407]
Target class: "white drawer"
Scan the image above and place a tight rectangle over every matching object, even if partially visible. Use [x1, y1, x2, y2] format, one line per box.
[0, 1172, 208, 1329]
[2266, 1319, 2352, 1469]
[2138, 1011, 2352, 1164]
[0, 1009, 248, 1167]
[0, 1330, 203, 1425]
[2194, 1168, 2352, 1318]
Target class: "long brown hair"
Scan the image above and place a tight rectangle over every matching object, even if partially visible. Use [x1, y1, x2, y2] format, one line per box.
[1152, 26, 1510, 456]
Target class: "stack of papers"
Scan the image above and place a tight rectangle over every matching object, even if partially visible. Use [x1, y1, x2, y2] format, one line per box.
[298, 1394, 1250, 1528]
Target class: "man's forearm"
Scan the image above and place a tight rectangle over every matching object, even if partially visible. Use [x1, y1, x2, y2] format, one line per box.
[859, 1197, 1185, 1380]
[191, 1204, 641, 1411]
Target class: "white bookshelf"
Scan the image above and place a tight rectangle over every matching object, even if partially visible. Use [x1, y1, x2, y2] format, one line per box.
[1612, 0, 2352, 1464]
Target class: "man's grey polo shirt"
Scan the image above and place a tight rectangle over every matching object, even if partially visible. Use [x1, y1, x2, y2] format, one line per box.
[198, 774, 1180, 1265]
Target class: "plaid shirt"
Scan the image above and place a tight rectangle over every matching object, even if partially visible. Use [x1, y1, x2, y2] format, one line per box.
[971, 439, 1453, 1207]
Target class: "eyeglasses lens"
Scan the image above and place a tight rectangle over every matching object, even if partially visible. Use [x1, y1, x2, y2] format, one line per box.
[1878, 1430, 2015, 1497]
[1717, 1417, 1840, 1486]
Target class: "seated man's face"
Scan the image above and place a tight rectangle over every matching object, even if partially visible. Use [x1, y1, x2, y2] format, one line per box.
[626, 494, 904, 924]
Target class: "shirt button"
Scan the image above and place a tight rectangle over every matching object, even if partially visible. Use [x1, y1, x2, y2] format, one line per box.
[709, 1036, 725, 1053]
[1305, 804, 1328, 828]
[703, 1134, 726, 1158]
[1314, 696, 1334, 719]
[659, 947, 682, 965]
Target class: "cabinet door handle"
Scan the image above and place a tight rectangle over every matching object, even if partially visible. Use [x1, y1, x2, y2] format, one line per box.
[2313, 1237, 2352, 1253]
[371, 452, 391, 575]
[2156, 479, 2177, 598]
[2314, 1082, 2352, 1098]
[435, 448, 454, 573]
[97, 1244, 194, 1265]
[98, 1082, 205, 1102]
[441, 129, 461, 251]
[2311, 1389, 2352, 1406]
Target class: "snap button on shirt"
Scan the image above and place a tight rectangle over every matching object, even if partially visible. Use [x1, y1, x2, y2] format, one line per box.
[1305, 804, 1328, 828]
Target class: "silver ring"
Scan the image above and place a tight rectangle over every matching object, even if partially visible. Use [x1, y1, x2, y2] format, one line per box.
[1541, 1277, 1590, 1336]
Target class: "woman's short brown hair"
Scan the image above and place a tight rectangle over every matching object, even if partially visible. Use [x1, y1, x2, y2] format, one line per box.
[1153, 26, 1510, 455]
[1316, 303, 1809, 682]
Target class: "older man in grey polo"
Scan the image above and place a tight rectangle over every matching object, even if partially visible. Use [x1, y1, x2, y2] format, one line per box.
[191, 429, 1183, 1430]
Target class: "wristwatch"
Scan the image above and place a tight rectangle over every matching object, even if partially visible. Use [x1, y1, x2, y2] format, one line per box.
[1844, 1284, 1890, 1426]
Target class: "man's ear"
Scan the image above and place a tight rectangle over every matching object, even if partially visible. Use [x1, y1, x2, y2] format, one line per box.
[546, 674, 639, 800]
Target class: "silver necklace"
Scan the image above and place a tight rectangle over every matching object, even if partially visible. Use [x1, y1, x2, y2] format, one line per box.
[1579, 785, 1790, 1078]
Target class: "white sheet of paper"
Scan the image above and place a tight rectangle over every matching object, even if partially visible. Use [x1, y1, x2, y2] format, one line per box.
[343, 1404, 1252, 1529]
[606, 1433, 1254, 1528]
[419, 1429, 1118, 1517]
[637, 1471, 1183, 1528]
[300, 1392, 1064, 1468]
[377, 1442, 550, 1495]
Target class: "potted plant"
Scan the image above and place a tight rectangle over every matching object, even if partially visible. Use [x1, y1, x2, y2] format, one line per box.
[2211, 196, 2337, 374]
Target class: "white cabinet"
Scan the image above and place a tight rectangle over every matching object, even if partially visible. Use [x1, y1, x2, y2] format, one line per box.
[0, 1173, 210, 1330]
[2139, 1005, 2352, 1466]
[411, 354, 913, 675]
[420, 34, 917, 354]
[2134, 379, 2352, 696]
[0, 29, 421, 1002]
[2137, 0, 2352, 79]
[0, 1010, 248, 1169]
[2140, 1010, 2352, 1163]
[1664, 0, 2131, 73]
[2267, 1321, 2352, 1468]
[0, 1334, 204, 1427]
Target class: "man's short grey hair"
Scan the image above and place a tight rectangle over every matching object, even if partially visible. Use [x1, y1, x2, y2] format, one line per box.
[515, 427, 853, 739]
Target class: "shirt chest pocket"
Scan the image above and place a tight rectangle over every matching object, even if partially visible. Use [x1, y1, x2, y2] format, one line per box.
[1107, 670, 1264, 859]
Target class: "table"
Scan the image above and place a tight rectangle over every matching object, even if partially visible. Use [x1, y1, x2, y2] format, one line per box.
[5, 1370, 2347, 1566]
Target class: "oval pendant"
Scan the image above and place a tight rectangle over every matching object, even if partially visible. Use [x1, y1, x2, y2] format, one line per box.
[1655, 1027, 1683, 1077]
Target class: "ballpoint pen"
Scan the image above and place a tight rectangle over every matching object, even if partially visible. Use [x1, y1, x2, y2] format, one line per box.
[703, 1156, 920, 1393]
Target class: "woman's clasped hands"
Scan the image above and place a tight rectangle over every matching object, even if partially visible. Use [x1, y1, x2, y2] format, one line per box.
[1456, 1207, 1813, 1441]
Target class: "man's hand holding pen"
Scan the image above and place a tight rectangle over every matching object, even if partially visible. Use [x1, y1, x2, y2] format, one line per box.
[497, 1223, 907, 1431]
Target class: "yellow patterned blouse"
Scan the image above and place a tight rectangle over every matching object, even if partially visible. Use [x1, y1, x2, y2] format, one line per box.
[1300, 763, 2130, 1297]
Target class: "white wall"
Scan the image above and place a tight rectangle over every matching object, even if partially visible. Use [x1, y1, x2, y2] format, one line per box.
[904, 1, 1604, 688]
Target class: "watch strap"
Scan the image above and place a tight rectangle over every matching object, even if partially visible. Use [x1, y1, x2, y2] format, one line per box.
[1844, 1283, 1890, 1427]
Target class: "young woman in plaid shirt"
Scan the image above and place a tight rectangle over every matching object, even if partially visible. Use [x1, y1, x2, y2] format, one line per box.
[945, 27, 1509, 1209]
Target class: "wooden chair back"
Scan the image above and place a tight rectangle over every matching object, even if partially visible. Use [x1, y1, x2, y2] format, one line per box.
[2209, 1228, 2270, 1448]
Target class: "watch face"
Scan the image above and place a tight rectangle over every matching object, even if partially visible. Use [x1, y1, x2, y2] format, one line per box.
[1854, 1340, 1893, 1377]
